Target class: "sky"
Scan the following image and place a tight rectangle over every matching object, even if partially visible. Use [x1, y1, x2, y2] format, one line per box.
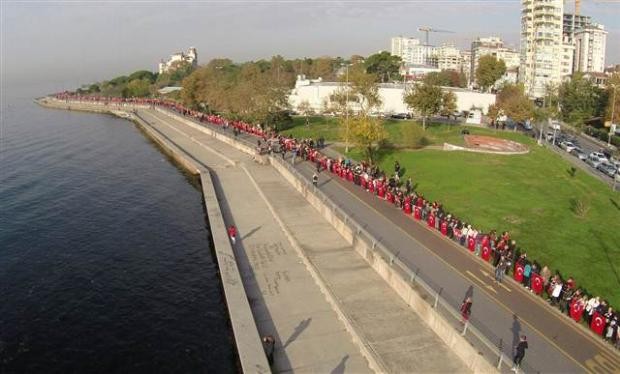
[2, 0, 619, 94]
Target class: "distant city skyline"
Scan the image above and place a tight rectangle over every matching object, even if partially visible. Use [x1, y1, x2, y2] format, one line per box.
[2, 0, 618, 94]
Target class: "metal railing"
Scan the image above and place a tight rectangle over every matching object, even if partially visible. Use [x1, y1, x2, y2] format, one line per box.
[60, 99, 534, 372]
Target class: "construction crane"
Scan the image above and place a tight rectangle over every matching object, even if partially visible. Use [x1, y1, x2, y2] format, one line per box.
[417, 26, 455, 46]
[565, 0, 581, 15]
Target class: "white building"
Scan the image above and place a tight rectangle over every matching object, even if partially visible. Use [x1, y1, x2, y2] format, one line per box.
[432, 44, 462, 71]
[399, 64, 441, 80]
[471, 36, 520, 88]
[391, 36, 436, 66]
[460, 50, 473, 87]
[289, 76, 496, 115]
[158, 47, 198, 74]
[520, 0, 565, 98]
[560, 38, 575, 79]
[574, 24, 607, 73]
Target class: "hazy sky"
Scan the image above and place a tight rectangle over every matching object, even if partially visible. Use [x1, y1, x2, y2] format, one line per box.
[2, 0, 619, 94]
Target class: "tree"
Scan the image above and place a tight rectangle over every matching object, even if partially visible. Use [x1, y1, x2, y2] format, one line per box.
[364, 51, 402, 83]
[423, 70, 466, 88]
[126, 78, 151, 97]
[488, 83, 534, 124]
[346, 64, 382, 113]
[128, 70, 157, 84]
[475, 55, 506, 92]
[297, 100, 314, 127]
[348, 114, 387, 163]
[558, 73, 605, 128]
[404, 82, 443, 130]
[440, 91, 457, 117]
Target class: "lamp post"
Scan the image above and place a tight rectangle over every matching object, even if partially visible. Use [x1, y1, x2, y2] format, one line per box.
[608, 84, 617, 147]
[342, 63, 351, 153]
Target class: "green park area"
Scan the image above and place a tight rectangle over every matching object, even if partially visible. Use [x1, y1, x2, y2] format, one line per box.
[286, 116, 620, 307]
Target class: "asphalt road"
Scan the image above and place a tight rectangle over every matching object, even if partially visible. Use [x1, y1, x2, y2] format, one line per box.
[172, 110, 620, 373]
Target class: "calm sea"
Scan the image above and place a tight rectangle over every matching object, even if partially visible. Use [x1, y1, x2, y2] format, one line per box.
[0, 95, 236, 373]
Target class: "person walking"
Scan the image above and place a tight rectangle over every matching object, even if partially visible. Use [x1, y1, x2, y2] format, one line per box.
[460, 297, 472, 324]
[495, 256, 507, 283]
[262, 335, 276, 365]
[228, 225, 237, 245]
[512, 335, 528, 372]
[312, 173, 318, 187]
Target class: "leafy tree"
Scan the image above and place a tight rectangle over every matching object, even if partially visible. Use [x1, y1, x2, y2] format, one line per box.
[128, 70, 157, 84]
[297, 100, 314, 127]
[404, 82, 443, 130]
[559, 73, 605, 128]
[348, 114, 387, 163]
[488, 83, 534, 123]
[440, 91, 457, 117]
[423, 70, 465, 88]
[475, 55, 506, 92]
[126, 79, 151, 97]
[88, 84, 100, 93]
[109, 75, 129, 86]
[346, 64, 381, 113]
[364, 51, 402, 83]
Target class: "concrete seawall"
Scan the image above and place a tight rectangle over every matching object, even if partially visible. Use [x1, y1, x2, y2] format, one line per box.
[151, 105, 497, 373]
[39, 98, 498, 372]
[35, 98, 270, 374]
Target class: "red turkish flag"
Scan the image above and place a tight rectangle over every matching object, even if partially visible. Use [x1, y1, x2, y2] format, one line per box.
[514, 263, 524, 283]
[531, 273, 544, 295]
[387, 192, 395, 203]
[570, 299, 585, 322]
[590, 312, 605, 335]
[467, 237, 475, 252]
[414, 206, 421, 220]
[378, 186, 385, 198]
[427, 214, 435, 228]
[404, 202, 412, 214]
[361, 178, 367, 189]
[368, 180, 375, 193]
[481, 245, 491, 261]
[440, 221, 448, 236]
[347, 170, 353, 182]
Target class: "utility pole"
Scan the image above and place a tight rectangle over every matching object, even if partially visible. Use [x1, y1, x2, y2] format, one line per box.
[345, 64, 350, 153]
[609, 85, 617, 147]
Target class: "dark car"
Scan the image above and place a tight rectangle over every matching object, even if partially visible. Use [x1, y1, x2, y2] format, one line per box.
[391, 113, 412, 120]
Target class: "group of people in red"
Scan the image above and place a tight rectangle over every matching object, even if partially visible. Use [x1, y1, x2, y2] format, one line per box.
[55, 92, 620, 350]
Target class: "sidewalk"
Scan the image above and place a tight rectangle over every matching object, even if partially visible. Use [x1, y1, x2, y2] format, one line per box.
[138, 109, 470, 373]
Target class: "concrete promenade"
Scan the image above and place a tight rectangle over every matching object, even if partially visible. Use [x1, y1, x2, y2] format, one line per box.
[136, 108, 470, 373]
[38, 98, 477, 373]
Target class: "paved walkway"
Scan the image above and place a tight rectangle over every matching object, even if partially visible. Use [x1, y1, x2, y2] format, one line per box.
[137, 109, 469, 373]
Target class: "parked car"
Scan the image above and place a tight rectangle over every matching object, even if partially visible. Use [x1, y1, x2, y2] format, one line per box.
[391, 113, 412, 120]
[570, 148, 587, 161]
[597, 162, 618, 178]
[560, 141, 577, 153]
[545, 132, 555, 142]
[587, 153, 608, 168]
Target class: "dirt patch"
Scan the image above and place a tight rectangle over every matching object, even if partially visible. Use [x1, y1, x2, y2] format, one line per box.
[464, 135, 528, 153]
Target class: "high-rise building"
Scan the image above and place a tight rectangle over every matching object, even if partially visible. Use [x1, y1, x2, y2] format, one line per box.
[574, 24, 607, 73]
[431, 44, 462, 71]
[520, 0, 565, 98]
[460, 50, 473, 86]
[390, 36, 435, 66]
[563, 13, 591, 42]
[470, 36, 520, 87]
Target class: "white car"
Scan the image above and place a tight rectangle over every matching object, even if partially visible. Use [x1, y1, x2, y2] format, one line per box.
[587, 153, 607, 168]
[597, 162, 618, 178]
[560, 141, 577, 153]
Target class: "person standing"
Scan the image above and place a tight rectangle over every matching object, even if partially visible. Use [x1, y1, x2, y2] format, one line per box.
[228, 225, 237, 245]
[512, 335, 528, 372]
[262, 335, 276, 365]
[312, 173, 318, 187]
[460, 297, 472, 324]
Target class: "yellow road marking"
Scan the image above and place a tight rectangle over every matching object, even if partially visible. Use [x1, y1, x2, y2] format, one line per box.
[466, 270, 498, 294]
[479, 269, 512, 292]
[312, 167, 593, 372]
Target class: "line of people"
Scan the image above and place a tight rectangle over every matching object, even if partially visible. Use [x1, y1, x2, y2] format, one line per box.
[55, 93, 620, 350]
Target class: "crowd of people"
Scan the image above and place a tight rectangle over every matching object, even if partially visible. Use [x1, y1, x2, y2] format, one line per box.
[55, 93, 620, 350]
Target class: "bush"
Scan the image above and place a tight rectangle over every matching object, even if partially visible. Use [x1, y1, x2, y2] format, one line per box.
[401, 123, 430, 149]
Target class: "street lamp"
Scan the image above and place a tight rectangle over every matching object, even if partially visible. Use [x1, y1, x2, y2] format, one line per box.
[342, 63, 352, 153]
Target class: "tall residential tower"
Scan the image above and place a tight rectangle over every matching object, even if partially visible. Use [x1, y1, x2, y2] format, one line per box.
[520, 0, 565, 98]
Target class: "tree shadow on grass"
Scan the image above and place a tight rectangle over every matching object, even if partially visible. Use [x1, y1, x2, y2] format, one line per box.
[593, 234, 620, 289]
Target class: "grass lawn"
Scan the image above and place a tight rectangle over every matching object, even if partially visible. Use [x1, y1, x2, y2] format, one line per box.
[286, 115, 532, 147]
[334, 139, 620, 307]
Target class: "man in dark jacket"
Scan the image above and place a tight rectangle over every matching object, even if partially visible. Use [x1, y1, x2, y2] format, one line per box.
[512, 335, 528, 372]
